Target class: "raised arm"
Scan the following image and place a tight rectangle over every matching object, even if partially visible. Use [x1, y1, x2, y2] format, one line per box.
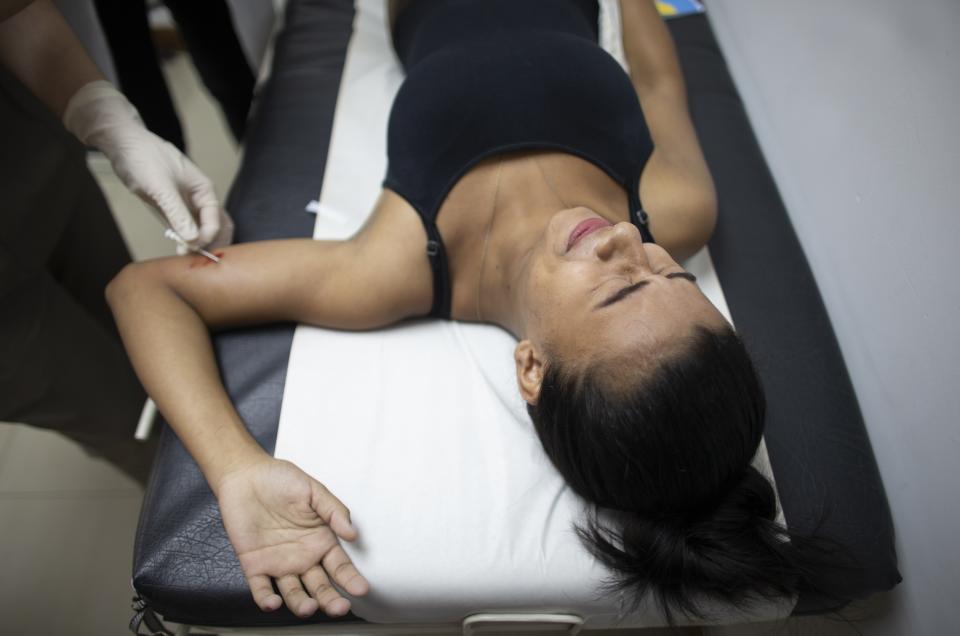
[106, 206, 431, 616]
[620, 0, 716, 260]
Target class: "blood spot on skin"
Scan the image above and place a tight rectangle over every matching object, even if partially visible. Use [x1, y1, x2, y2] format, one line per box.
[188, 251, 226, 269]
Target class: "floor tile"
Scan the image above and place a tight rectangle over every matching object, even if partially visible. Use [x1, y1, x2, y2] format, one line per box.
[0, 494, 143, 635]
[0, 425, 141, 495]
[0, 421, 18, 466]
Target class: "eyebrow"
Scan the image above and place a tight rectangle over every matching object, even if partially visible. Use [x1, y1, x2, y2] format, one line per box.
[595, 272, 698, 310]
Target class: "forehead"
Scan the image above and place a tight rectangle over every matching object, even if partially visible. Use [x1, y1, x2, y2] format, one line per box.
[562, 280, 724, 363]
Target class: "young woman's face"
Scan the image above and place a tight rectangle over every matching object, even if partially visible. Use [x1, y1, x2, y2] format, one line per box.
[520, 207, 728, 367]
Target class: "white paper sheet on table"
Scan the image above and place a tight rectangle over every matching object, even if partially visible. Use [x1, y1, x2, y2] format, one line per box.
[275, 0, 792, 626]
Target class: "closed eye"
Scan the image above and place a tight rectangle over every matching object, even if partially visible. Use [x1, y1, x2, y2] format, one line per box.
[594, 272, 697, 310]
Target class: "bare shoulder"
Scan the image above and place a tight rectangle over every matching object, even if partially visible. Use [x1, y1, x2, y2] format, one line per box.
[335, 189, 434, 322]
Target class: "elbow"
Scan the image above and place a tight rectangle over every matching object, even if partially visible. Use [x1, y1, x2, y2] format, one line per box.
[687, 195, 718, 258]
[105, 261, 150, 310]
[105, 263, 130, 308]
[664, 193, 717, 263]
[688, 175, 718, 248]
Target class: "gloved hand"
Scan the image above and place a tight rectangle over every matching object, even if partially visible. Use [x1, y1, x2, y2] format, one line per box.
[63, 80, 233, 253]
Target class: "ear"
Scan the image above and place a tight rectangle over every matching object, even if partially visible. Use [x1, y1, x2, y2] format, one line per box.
[514, 339, 545, 405]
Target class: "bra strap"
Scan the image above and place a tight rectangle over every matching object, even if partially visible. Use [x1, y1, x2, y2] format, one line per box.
[424, 222, 453, 318]
[629, 175, 656, 243]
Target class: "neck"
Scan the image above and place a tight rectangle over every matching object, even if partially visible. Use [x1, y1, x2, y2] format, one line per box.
[475, 203, 540, 338]
[473, 158, 563, 338]
[458, 152, 629, 336]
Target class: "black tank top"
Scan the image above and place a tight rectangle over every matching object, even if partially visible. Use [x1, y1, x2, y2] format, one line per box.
[385, 0, 655, 318]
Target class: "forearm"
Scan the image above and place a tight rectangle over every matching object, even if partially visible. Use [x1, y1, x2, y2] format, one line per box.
[106, 263, 267, 494]
[619, 0, 686, 97]
[0, 0, 105, 117]
[107, 255, 371, 619]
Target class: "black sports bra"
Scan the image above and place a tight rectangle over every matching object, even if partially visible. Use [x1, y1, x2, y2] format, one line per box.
[384, 0, 655, 318]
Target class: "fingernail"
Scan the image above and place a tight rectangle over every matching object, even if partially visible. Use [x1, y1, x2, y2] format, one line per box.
[349, 579, 369, 596]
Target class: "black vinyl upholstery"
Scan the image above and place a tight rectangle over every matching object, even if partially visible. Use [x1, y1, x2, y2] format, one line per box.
[668, 16, 900, 612]
[132, 1, 899, 626]
[132, 0, 357, 628]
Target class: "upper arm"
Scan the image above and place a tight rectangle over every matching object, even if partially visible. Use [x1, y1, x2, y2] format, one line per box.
[620, 1, 716, 259]
[636, 82, 716, 261]
[112, 208, 433, 331]
[639, 147, 716, 261]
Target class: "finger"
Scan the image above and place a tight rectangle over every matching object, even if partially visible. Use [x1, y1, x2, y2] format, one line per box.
[142, 185, 199, 244]
[179, 155, 218, 207]
[276, 574, 319, 618]
[246, 574, 282, 612]
[181, 160, 220, 246]
[195, 203, 222, 247]
[321, 544, 369, 597]
[330, 509, 358, 542]
[238, 539, 334, 578]
[302, 565, 352, 617]
[310, 482, 357, 541]
[209, 208, 235, 248]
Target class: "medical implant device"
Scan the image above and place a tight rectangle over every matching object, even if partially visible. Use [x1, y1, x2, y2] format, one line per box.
[164, 228, 221, 263]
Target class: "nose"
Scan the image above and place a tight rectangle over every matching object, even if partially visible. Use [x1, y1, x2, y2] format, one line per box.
[594, 222, 648, 267]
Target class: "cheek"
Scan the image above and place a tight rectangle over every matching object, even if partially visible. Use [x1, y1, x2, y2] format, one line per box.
[530, 264, 595, 326]
[524, 262, 554, 313]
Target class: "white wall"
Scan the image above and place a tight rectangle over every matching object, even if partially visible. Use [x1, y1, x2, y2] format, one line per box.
[705, 1, 960, 634]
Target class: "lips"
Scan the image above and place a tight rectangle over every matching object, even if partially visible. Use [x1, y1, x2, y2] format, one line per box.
[567, 217, 612, 252]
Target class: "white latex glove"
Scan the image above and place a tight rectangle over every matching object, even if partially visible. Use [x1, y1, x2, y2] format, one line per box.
[63, 80, 234, 252]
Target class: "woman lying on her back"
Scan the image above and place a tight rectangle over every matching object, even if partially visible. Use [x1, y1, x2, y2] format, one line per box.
[108, 0, 819, 622]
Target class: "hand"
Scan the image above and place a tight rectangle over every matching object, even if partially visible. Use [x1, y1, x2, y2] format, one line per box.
[63, 81, 234, 252]
[215, 457, 369, 617]
[110, 128, 234, 254]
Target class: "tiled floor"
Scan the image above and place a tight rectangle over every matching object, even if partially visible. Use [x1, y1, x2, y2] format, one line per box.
[0, 37, 878, 636]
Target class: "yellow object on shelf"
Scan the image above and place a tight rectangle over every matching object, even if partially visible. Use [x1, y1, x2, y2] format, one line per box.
[656, 0, 705, 18]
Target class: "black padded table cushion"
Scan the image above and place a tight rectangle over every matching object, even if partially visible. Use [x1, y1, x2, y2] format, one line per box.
[132, 1, 900, 627]
[132, 0, 358, 628]
[668, 16, 900, 612]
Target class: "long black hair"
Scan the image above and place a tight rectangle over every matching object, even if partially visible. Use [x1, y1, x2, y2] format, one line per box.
[527, 325, 830, 622]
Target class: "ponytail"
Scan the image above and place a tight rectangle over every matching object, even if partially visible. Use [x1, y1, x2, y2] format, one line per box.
[580, 466, 811, 621]
[528, 325, 846, 621]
